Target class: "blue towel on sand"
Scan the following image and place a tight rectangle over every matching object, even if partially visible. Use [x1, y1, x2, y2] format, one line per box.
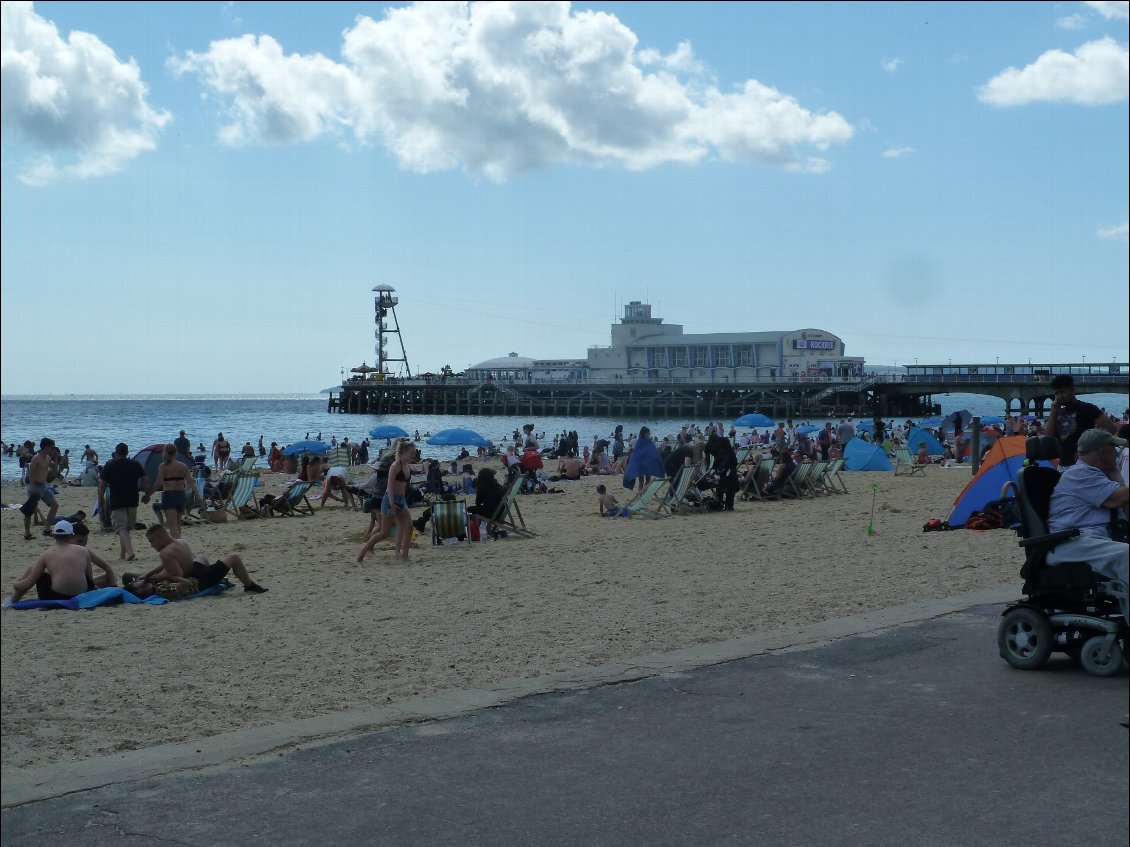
[623, 436, 666, 490]
[3, 583, 231, 611]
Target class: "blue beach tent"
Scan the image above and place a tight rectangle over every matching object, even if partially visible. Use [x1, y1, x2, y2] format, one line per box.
[904, 427, 945, 456]
[946, 437, 1053, 528]
[842, 438, 894, 472]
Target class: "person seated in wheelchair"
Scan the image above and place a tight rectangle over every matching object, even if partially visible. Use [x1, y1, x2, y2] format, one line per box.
[1046, 429, 1129, 621]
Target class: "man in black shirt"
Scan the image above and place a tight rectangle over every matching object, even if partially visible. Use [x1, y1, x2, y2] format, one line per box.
[98, 443, 152, 561]
[1046, 374, 1117, 466]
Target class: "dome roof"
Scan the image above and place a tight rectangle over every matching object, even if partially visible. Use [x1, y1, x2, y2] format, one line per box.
[469, 352, 535, 370]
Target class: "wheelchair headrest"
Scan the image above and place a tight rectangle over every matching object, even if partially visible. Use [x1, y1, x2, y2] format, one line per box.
[1025, 435, 1060, 462]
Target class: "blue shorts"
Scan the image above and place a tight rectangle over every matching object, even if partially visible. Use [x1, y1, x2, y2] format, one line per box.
[161, 490, 188, 513]
[380, 493, 409, 515]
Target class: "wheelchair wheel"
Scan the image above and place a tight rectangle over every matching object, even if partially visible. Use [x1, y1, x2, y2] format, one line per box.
[1078, 635, 1124, 677]
[998, 607, 1053, 670]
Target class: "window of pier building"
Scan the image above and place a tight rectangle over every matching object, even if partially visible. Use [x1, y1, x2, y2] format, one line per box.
[649, 347, 669, 368]
[690, 346, 709, 367]
[714, 346, 733, 367]
[734, 345, 754, 367]
[671, 347, 688, 368]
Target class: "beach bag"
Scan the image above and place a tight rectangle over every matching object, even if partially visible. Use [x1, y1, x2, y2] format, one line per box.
[965, 510, 1004, 531]
[922, 518, 946, 532]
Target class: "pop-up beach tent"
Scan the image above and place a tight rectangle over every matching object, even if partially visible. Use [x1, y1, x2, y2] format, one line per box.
[946, 436, 1053, 527]
[133, 444, 195, 488]
[905, 427, 945, 456]
[843, 437, 894, 471]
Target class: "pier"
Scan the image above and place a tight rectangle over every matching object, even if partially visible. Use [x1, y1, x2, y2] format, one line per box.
[328, 363, 1128, 419]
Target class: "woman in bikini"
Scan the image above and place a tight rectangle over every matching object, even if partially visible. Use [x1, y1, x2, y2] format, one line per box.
[357, 440, 416, 562]
[154, 443, 202, 539]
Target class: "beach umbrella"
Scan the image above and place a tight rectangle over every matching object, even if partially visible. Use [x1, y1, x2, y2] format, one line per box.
[369, 425, 409, 439]
[282, 440, 329, 457]
[856, 420, 875, 431]
[735, 413, 774, 428]
[980, 415, 1005, 426]
[351, 364, 378, 374]
[795, 425, 819, 435]
[427, 428, 488, 447]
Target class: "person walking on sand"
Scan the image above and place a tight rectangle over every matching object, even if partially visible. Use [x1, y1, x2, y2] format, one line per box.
[98, 443, 153, 561]
[20, 438, 61, 540]
[357, 441, 416, 563]
[154, 443, 205, 539]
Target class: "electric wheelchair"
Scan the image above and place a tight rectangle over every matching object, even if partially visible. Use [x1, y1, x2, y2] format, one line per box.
[997, 436, 1128, 677]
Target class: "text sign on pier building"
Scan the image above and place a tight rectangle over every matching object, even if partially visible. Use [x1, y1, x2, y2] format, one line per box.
[794, 339, 836, 350]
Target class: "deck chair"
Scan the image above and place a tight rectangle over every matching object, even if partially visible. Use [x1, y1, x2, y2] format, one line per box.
[741, 458, 777, 501]
[657, 467, 707, 515]
[236, 455, 257, 473]
[279, 480, 316, 516]
[617, 478, 668, 518]
[431, 499, 470, 545]
[894, 447, 926, 477]
[823, 458, 849, 493]
[806, 461, 830, 495]
[224, 473, 261, 519]
[485, 472, 535, 537]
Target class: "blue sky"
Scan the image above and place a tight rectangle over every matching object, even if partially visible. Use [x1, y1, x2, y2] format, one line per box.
[2, 0, 1127, 394]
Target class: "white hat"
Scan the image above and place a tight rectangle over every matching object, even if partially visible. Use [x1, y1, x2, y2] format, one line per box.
[52, 520, 75, 536]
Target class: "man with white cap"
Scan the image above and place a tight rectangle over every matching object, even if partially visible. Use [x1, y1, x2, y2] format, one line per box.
[8, 521, 96, 602]
[1046, 428, 1129, 620]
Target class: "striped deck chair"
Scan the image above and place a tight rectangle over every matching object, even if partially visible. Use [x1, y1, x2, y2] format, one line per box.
[224, 473, 261, 519]
[741, 458, 777, 500]
[431, 499, 470, 545]
[894, 447, 926, 477]
[657, 467, 703, 515]
[485, 473, 535, 537]
[281, 480, 316, 516]
[806, 460, 831, 495]
[823, 458, 849, 493]
[787, 463, 821, 498]
[616, 478, 668, 518]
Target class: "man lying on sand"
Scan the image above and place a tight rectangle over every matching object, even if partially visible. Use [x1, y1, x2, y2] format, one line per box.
[123, 524, 268, 599]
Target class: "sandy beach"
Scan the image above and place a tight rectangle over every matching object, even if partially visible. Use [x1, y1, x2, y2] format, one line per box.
[0, 463, 1021, 774]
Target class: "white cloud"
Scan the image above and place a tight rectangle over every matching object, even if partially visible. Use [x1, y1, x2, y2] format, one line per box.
[1084, 1, 1129, 21]
[171, 1, 853, 179]
[1056, 13, 1088, 30]
[882, 145, 914, 158]
[0, 1, 170, 184]
[1097, 220, 1129, 240]
[881, 57, 902, 73]
[977, 37, 1129, 106]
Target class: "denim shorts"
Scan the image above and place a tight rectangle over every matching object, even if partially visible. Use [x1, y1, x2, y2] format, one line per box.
[380, 493, 409, 515]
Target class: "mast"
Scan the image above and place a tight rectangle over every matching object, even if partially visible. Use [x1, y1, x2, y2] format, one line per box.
[373, 285, 412, 378]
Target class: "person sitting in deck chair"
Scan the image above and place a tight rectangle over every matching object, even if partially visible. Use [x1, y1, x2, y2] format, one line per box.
[763, 450, 797, 498]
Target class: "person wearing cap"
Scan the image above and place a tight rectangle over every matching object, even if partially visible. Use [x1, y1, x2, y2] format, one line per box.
[1046, 374, 1118, 467]
[9, 521, 97, 602]
[1046, 428, 1129, 620]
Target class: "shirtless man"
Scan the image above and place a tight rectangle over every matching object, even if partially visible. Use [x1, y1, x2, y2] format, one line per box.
[557, 454, 582, 481]
[9, 521, 95, 601]
[20, 438, 61, 540]
[126, 525, 267, 598]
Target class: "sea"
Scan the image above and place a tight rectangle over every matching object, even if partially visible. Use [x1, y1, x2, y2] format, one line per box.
[2, 391, 1127, 482]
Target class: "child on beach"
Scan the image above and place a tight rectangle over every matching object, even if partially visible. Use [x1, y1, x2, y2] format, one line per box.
[597, 484, 627, 517]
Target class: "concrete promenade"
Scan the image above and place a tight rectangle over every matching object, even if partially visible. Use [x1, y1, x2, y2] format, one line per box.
[3, 587, 1127, 846]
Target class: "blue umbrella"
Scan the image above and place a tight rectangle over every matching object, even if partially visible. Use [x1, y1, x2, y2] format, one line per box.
[856, 420, 875, 431]
[796, 425, 819, 435]
[369, 425, 409, 439]
[735, 413, 775, 428]
[282, 440, 329, 457]
[979, 415, 1005, 426]
[427, 428, 488, 447]
[919, 417, 944, 428]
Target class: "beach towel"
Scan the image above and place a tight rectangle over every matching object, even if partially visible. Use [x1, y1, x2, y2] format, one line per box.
[3, 583, 231, 611]
[623, 436, 666, 490]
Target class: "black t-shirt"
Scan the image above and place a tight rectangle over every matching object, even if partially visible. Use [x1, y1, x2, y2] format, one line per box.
[173, 436, 191, 456]
[100, 458, 146, 509]
[1053, 400, 1103, 466]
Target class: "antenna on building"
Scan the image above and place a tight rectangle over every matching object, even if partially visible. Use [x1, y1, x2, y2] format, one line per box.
[372, 285, 412, 378]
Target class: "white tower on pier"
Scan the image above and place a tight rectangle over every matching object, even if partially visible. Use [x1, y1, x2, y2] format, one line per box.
[373, 285, 412, 378]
